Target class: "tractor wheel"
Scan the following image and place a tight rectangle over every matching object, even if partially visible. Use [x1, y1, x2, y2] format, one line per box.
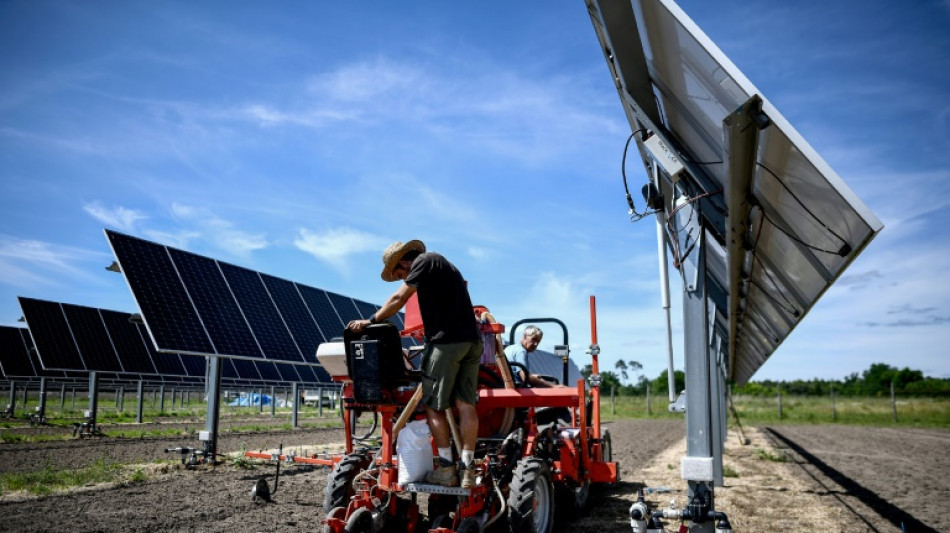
[601, 429, 612, 462]
[507, 457, 555, 533]
[557, 476, 590, 516]
[322, 506, 347, 533]
[344, 507, 373, 533]
[323, 452, 370, 512]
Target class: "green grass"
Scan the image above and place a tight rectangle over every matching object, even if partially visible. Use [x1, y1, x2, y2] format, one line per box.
[596, 394, 950, 428]
[0, 460, 128, 496]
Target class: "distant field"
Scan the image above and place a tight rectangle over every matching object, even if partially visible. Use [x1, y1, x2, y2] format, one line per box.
[598, 393, 950, 428]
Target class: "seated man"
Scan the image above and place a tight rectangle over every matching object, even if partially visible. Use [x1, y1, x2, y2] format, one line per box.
[504, 325, 562, 388]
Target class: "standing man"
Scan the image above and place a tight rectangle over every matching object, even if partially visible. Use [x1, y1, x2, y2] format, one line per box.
[504, 325, 557, 388]
[346, 240, 481, 489]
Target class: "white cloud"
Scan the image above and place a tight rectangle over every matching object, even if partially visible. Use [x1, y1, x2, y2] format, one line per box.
[294, 227, 387, 272]
[170, 203, 268, 257]
[82, 202, 148, 232]
[0, 235, 106, 288]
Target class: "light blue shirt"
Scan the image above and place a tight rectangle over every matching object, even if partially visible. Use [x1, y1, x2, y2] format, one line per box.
[504, 344, 530, 369]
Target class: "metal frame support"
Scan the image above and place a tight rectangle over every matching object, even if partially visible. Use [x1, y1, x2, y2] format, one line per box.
[204, 355, 222, 461]
[682, 231, 716, 532]
[291, 383, 299, 428]
[37, 378, 47, 419]
[159, 385, 166, 412]
[136, 380, 145, 424]
[87, 371, 99, 426]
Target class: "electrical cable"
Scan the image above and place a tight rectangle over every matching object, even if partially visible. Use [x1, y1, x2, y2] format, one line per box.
[756, 162, 851, 256]
[621, 129, 648, 218]
[758, 207, 846, 256]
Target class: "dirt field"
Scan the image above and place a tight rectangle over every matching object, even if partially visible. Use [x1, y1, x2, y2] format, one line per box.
[0, 418, 946, 532]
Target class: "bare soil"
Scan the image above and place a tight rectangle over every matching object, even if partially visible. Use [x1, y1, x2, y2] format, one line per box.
[0, 418, 945, 532]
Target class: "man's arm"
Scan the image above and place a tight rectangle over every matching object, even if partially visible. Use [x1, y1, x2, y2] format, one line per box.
[346, 283, 416, 332]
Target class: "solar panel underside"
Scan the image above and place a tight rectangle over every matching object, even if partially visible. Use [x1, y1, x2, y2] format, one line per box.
[106, 230, 407, 382]
[589, 0, 883, 384]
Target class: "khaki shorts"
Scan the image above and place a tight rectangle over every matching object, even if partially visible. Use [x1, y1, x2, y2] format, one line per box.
[420, 339, 483, 411]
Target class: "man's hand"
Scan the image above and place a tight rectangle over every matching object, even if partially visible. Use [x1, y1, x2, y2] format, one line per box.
[346, 319, 371, 332]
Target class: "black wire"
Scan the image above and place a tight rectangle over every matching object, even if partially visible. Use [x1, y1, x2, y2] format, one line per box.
[622, 129, 647, 217]
[749, 279, 799, 318]
[756, 162, 850, 249]
[758, 206, 845, 256]
[751, 254, 799, 316]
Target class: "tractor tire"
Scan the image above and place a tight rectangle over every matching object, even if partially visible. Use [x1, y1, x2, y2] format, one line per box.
[429, 514, 453, 530]
[344, 507, 373, 533]
[322, 506, 347, 533]
[507, 457, 555, 533]
[323, 452, 370, 513]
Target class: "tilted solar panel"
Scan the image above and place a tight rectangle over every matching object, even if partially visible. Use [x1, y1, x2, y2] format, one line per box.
[0, 326, 41, 378]
[586, 0, 882, 384]
[106, 230, 406, 383]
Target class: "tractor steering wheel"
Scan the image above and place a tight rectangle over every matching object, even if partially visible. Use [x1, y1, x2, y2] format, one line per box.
[506, 361, 533, 389]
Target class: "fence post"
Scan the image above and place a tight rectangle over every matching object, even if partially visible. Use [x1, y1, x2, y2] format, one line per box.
[891, 381, 898, 423]
[610, 386, 615, 415]
[777, 386, 783, 420]
[831, 385, 836, 422]
[646, 383, 652, 416]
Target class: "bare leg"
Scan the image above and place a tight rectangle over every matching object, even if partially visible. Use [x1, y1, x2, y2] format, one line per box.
[454, 399, 478, 452]
[425, 406, 451, 449]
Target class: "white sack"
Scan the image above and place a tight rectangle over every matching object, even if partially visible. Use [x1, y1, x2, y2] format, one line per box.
[397, 419, 433, 485]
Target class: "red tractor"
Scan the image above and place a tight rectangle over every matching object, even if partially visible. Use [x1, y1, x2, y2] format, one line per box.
[253, 296, 616, 533]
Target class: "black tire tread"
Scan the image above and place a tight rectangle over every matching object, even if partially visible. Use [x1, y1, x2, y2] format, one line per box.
[323, 452, 369, 512]
[507, 457, 554, 533]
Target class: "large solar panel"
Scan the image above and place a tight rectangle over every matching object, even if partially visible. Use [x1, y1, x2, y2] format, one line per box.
[0, 325, 67, 379]
[106, 230, 408, 382]
[586, 0, 882, 384]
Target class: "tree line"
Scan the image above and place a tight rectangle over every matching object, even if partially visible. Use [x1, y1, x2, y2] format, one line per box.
[580, 361, 950, 397]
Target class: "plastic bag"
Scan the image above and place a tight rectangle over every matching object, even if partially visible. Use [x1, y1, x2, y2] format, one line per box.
[397, 419, 433, 485]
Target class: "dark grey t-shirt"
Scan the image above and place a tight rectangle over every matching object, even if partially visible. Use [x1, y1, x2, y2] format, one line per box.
[404, 252, 478, 344]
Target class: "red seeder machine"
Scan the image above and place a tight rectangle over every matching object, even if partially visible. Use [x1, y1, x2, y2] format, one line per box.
[245, 295, 616, 533]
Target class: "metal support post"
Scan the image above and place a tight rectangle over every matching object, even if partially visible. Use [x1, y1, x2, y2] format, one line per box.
[7, 381, 15, 415]
[291, 383, 299, 428]
[38, 378, 48, 418]
[682, 233, 716, 533]
[117, 386, 124, 413]
[159, 385, 166, 412]
[136, 380, 144, 424]
[204, 355, 223, 462]
[258, 388, 264, 413]
[22, 385, 28, 409]
[60, 383, 66, 414]
[88, 372, 99, 426]
[318, 388, 324, 417]
[270, 386, 276, 417]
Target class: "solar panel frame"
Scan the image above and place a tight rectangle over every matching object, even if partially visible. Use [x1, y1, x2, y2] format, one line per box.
[588, 0, 883, 384]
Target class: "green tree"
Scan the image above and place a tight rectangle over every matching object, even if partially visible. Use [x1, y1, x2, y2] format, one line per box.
[652, 369, 685, 395]
[615, 360, 629, 384]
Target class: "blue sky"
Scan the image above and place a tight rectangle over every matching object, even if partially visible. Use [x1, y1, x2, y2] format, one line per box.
[1, 0, 948, 383]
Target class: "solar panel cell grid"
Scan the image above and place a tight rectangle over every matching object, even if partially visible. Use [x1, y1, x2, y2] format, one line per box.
[325, 292, 363, 326]
[100, 310, 157, 375]
[262, 274, 325, 361]
[62, 304, 124, 373]
[19, 297, 85, 371]
[0, 326, 36, 378]
[168, 248, 262, 359]
[107, 232, 214, 354]
[218, 263, 304, 363]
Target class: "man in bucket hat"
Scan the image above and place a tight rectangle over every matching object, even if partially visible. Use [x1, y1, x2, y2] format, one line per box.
[346, 240, 482, 489]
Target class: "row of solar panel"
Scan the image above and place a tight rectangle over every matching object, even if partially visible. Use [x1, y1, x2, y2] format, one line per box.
[8, 297, 336, 385]
[105, 230, 411, 369]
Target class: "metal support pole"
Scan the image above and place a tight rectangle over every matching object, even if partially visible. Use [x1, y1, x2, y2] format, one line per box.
[204, 355, 223, 462]
[682, 233, 715, 533]
[777, 387, 783, 420]
[891, 381, 897, 423]
[831, 386, 836, 422]
[318, 387, 324, 417]
[646, 383, 652, 416]
[258, 388, 264, 413]
[7, 381, 15, 415]
[159, 385, 166, 412]
[291, 383, 299, 428]
[270, 386, 276, 417]
[22, 385, 28, 409]
[37, 378, 48, 419]
[60, 383, 66, 414]
[87, 372, 99, 426]
[118, 386, 124, 413]
[71, 387, 76, 409]
[136, 380, 144, 424]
